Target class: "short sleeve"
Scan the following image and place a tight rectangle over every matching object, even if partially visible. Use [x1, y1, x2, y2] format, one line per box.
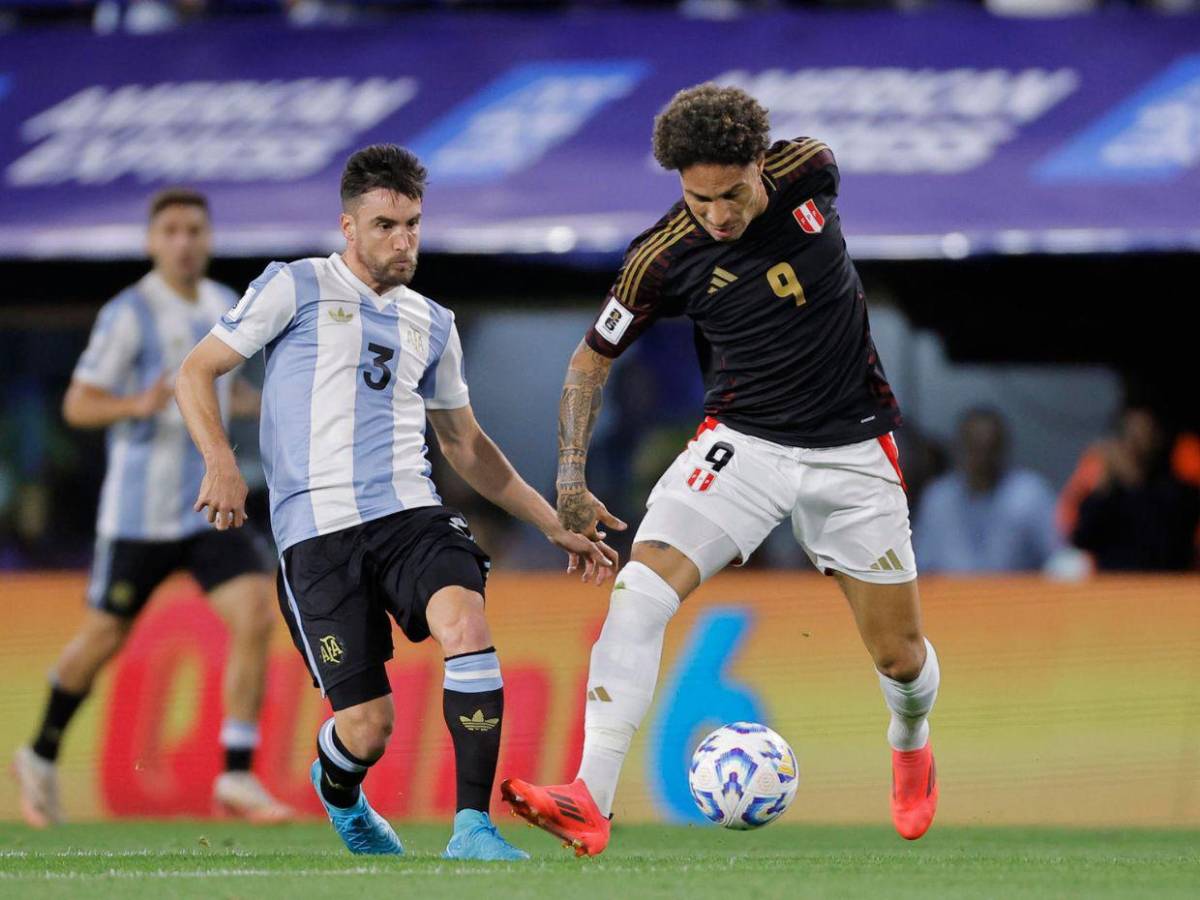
[766, 137, 838, 200]
[584, 210, 691, 359]
[211, 262, 297, 358]
[422, 322, 470, 410]
[73, 298, 141, 392]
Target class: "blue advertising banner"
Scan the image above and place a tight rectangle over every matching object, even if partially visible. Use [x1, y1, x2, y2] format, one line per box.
[1, 9, 1198, 259]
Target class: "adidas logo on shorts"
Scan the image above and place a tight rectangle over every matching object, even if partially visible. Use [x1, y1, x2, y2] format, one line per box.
[870, 549, 905, 572]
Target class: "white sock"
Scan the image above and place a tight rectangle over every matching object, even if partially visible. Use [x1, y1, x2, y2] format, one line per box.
[576, 562, 680, 817]
[877, 638, 940, 752]
[219, 718, 260, 752]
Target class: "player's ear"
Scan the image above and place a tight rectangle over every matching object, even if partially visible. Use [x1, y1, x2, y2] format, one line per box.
[339, 211, 355, 245]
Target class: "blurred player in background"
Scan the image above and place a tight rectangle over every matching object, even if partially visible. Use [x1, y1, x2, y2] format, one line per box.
[174, 145, 616, 860]
[503, 85, 941, 853]
[12, 190, 290, 826]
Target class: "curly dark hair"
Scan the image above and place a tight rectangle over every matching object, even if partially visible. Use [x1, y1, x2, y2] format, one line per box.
[652, 84, 771, 171]
[341, 144, 427, 208]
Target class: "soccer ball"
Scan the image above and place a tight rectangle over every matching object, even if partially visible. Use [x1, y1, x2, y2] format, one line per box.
[687, 722, 799, 829]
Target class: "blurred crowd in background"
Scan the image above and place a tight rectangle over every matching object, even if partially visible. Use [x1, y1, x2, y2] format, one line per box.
[2, 0, 1198, 36]
[2, 287, 1198, 576]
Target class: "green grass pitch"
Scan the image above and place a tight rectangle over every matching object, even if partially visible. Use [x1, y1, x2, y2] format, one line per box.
[1, 821, 1197, 898]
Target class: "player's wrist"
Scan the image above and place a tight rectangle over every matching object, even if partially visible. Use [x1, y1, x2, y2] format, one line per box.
[533, 506, 562, 537]
[128, 393, 154, 419]
[202, 446, 239, 472]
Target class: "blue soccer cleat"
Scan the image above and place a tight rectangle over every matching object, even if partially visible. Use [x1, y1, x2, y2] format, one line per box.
[442, 808, 530, 861]
[309, 760, 404, 855]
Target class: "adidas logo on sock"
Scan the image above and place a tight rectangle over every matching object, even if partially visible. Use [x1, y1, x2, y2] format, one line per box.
[587, 687, 613, 702]
[869, 549, 905, 571]
[459, 710, 500, 732]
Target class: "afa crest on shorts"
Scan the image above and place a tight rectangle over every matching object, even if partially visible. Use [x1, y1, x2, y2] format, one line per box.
[792, 198, 825, 234]
[319, 634, 345, 666]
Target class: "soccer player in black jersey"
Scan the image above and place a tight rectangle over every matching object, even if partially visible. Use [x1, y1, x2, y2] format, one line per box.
[502, 84, 940, 853]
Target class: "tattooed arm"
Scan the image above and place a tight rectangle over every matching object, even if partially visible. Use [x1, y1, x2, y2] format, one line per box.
[556, 340, 628, 540]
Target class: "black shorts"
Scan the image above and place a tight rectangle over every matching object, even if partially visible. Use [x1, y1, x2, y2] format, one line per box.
[87, 527, 272, 618]
[277, 506, 490, 698]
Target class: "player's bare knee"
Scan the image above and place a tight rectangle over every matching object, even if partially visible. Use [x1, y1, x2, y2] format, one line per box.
[240, 588, 276, 641]
[213, 576, 274, 637]
[86, 612, 133, 656]
[428, 588, 491, 656]
[337, 705, 393, 761]
[875, 637, 926, 683]
[438, 609, 492, 657]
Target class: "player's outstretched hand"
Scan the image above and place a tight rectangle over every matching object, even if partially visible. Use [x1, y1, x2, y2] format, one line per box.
[556, 488, 628, 542]
[194, 458, 249, 531]
[547, 527, 620, 586]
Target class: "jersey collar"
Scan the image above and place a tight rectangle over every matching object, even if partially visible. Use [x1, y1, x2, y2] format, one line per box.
[330, 252, 404, 312]
[141, 270, 209, 312]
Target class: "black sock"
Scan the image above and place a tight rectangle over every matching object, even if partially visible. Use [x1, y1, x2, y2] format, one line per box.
[31, 685, 87, 763]
[224, 748, 253, 772]
[316, 720, 372, 809]
[443, 648, 504, 813]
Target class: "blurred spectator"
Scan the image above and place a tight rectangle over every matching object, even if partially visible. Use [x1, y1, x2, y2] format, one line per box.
[985, 0, 1098, 15]
[914, 407, 1061, 573]
[892, 425, 948, 521]
[1066, 407, 1200, 571]
[93, 0, 206, 34]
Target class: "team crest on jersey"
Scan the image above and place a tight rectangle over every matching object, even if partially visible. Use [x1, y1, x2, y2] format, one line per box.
[792, 199, 825, 234]
[405, 327, 427, 356]
[687, 467, 717, 492]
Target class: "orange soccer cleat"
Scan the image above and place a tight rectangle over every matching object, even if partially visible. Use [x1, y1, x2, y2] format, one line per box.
[500, 777, 610, 857]
[891, 742, 938, 840]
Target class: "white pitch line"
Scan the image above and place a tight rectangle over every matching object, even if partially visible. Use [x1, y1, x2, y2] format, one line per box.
[0, 860, 761, 881]
[0, 849, 261, 859]
[0, 868, 391, 881]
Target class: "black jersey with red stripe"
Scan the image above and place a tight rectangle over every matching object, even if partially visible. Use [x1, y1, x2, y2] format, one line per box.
[584, 138, 901, 449]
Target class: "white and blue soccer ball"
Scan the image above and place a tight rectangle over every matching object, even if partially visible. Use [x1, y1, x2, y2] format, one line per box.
[687, 722, 799, 830]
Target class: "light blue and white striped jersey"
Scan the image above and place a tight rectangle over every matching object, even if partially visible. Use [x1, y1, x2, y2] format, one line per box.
[211, 253, 470, 553]
[74, 271, 237, 541]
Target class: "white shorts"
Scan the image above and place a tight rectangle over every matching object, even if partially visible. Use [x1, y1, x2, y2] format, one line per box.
[634, 418, 917, 585]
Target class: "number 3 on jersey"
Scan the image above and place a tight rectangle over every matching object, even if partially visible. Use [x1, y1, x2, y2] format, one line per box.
[363, 342, 395, 391]
[767, 262, 806, 307]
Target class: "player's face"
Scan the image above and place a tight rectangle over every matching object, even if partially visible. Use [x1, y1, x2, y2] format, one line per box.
[1120, 408, 1163, 464]
[679, 158, 768, 242]
[341, 188, 422, 291]
[146, 204, 211, 287]
[961, 417, 1006, 484]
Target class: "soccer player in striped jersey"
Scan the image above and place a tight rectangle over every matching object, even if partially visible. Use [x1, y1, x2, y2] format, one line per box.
[175, 145, 617, 860]
[502, 84, 940, 853]
[14, 189, 290, 827]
